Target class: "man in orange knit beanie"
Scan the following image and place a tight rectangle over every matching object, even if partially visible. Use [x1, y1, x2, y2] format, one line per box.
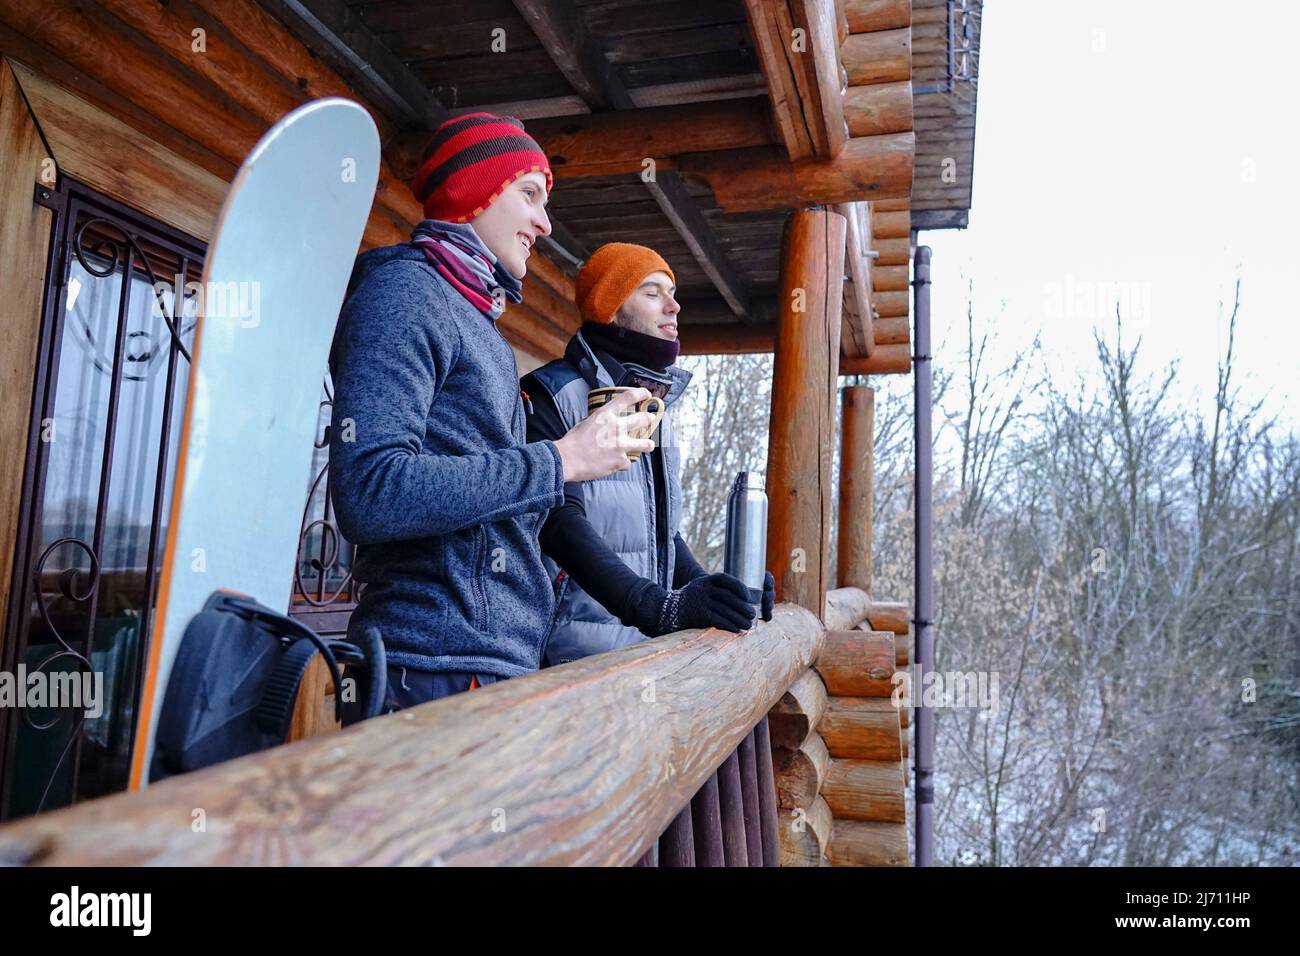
[521, 243, 776, 665]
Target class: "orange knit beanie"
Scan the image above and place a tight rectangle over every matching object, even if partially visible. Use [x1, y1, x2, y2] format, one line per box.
[575, 243, 676, 325]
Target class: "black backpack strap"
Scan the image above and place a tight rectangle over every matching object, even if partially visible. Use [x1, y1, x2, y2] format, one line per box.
[222, 597, 390, 738]
[255, 636, 336, 739]
[321, 630, 387, 720]
[348, 627, 388, 718]
[219, 595, 347, 737]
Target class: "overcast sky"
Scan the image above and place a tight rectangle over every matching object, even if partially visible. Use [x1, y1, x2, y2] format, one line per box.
[920, 0, 1298, 426]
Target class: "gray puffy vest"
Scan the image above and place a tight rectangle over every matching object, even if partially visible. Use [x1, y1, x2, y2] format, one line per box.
[527, 331, 692, 664]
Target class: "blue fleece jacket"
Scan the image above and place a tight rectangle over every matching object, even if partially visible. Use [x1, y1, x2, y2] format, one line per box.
[327, 230, 565, 677]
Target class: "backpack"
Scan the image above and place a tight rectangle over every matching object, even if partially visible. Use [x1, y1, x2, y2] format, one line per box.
[150, 589, 386, 781]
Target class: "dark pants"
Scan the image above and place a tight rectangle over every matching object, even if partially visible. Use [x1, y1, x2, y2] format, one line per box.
[339, 663, 500, 726]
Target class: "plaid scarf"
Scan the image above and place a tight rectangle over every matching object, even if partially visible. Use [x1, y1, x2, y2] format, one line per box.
[410, 220, 523, 321]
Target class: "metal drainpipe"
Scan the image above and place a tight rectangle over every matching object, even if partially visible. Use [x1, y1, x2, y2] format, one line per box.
[912, 241, 935, 867]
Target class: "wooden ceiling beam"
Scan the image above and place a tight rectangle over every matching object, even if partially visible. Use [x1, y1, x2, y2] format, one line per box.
[794, 0, 850, 157]
[675, 131, 913, 212]
[512, 0, 634, 111]
[627, 74, 768, 109]
[461, 95, 592, 122]
[745, 0, 812, 160]
[523, 98, 775, 182]
[390, 98, 776, 184]
[678, 297, 779, 326]
[258, 0, 447, 129]
[681, 322, 775, 355]
[681, 321, 912, 376]
[645, 170, 751, 319]
[834, 200, 875, 358]
[259, 0, 594, 269]
[743, 0, 849, 161]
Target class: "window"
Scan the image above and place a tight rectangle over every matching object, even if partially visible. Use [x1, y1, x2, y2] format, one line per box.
[0, 178, 356, 819]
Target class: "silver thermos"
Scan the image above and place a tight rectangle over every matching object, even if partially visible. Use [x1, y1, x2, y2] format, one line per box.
[724, 471, 769, 605]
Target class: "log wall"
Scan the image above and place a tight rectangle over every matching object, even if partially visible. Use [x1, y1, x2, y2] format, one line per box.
[0, 3, 574, 364]
[789, 586, 912, 866]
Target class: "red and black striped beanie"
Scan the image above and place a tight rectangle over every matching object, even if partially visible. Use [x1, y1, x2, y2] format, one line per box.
[411, 112, 553, 223]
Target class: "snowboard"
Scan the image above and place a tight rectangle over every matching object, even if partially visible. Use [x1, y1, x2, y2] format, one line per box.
[128, 98, 380, 789]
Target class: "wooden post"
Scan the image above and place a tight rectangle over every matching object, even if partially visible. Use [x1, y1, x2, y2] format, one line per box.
[759, 210, 852, 868]
[837, 385, 875, 593]
[765, 208, 846, 615]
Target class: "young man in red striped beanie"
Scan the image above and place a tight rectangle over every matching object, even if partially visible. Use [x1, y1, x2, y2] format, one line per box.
[328, 112, 655, 717]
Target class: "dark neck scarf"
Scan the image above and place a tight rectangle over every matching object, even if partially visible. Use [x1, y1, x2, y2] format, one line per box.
[410, 220, 523, 320]
[580, 321, 680, 372]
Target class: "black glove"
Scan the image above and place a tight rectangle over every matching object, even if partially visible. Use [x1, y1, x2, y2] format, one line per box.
[625, 572, 758, 636]
[761, 570, 775, 622]
[660, 572, 758, 634]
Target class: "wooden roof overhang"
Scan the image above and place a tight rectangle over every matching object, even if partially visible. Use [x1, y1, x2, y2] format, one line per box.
[0, 0, 981, 370]
[317, 0, 941, 371]
[906, 0, 980, 232]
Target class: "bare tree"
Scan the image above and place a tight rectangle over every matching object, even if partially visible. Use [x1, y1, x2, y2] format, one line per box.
[676, 352, 774, 571]
[874, 277, 1298, 865]
[674, 277, 1299, 865]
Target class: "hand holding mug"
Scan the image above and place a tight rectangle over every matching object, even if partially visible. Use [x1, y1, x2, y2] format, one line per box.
[587, 386, 666, 462]
[554, 388, 656, 482]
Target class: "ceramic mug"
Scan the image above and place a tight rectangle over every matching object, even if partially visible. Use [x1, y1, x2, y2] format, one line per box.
[586, 387, 666, 462]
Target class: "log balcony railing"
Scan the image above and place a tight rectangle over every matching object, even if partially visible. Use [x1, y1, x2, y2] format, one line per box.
[0, 605, 821, 865]
[0, 588, 909, 866]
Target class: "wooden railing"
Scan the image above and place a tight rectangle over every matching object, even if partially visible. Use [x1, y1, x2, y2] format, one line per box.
[0, 605, 822, 866]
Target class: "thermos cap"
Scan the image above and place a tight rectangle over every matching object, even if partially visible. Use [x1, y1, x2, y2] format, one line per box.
[732, 471, 766, 493]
